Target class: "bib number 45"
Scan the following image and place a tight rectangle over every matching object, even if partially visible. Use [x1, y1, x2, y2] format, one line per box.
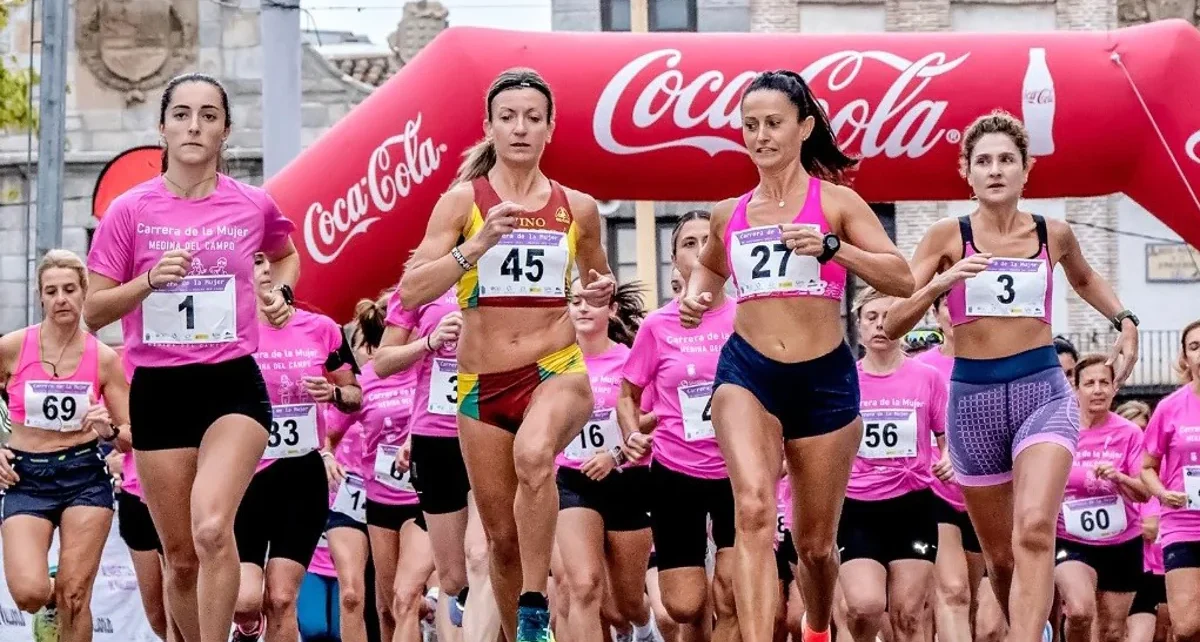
[500, 248, 544, 282]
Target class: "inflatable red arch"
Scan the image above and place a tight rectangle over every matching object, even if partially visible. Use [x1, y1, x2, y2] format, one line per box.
[265, 19, 1200, 321]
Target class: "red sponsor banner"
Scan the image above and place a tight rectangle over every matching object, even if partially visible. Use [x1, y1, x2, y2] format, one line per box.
[265, 19, 1200, 320]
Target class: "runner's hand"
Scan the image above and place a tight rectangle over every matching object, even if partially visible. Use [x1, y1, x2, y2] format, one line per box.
[579, 271, 616, 307]
[622, 432, 652, 463]
[930, 254, 992, 293]
[1107, 323, 1139, 386]
[474, 202, 525, 250]
[581, 451, 616, 481]
[303, 376, 336, 403]
[679, 292, 712, 329]
[428, 312, 463, 351]
[1160, 490, 1188, 509]
[148, 249, 192, 289]
[394, 438, 412, 475]
[780, 224, 823, 257]
[260, 288, 292, 328]
[322, 452, 345, 491]
[932, 450, 955, 483]
[0, 449, 18, 488]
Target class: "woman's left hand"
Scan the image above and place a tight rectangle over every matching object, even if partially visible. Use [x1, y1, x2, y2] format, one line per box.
[304, 376, 337, 403]
[581, 451, 617, 481]
[1108, 324, 1139, 385]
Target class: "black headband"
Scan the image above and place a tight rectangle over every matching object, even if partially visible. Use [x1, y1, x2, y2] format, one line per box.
[486, 77, 553, 116]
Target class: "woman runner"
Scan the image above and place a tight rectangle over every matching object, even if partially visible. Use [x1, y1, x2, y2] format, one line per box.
[230, 253, 362, 641]
[1054, 354, 1147, 642]
[882, 110, 1138, 642]
[0, 250, 129, 642]
[84, 72, 299, 642]
[1139, 318, 1200, 642]
[555, 278, 657, 642]
[834, 287, 946, 642]
[678, 70, 914, 642]
[353, 295, 436, 642]
[621, 210, 738, 642]
[399, 67, 615, 642]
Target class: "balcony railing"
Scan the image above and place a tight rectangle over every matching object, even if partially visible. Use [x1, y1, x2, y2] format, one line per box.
[1058, 330, 1184, 389]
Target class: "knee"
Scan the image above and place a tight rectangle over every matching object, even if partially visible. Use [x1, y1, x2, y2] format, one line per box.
[794, 531, 836, 569]
[339, 581, 365, 615]
[936, 573, 972, 609]
[1097, 619, 1127, 642]
[890, 602, 924, 637]
[489, 533, 520, 567]
[1012, 509, 1056, 555]
[464, 539, 489, 581]
[844, 593, 887, 631]
[54, 577, 92, 618]
[1173, 615, 1200, 642]
[392, 578, 427, 617]
[662, 592, 706, 626]
[734, 485, 776, 541]
[567, 569, 604, 609]
[512, 439, 555, 489]
[191, 514, 234, 560]
[264, 584, 299, 620]
[9, 580, 51, 614]
[615, 590, 649, 623]
[712, 569, 736, 616]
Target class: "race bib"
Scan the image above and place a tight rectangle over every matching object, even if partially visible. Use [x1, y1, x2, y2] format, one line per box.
[22, 381, 90, 431]
[859, 409, 918, 459]
[730, 225, 823, 299]
[427, 358, 458, 416]
[142, 275, 238, 345]
[964, 258, 1047, 318]
[477, 231, 569, 299]
[264, 404, 319, 459]
[563, 408, 622, 462]
[776, 512, 787, 544]
[331, 474, 367, 523]
[1062, 495, 1127, 540]
[678, 382, 715, 442]
[316, 532, 329, 550]
[374, 444, 415, 492]
[1184, 466, 1200, 510]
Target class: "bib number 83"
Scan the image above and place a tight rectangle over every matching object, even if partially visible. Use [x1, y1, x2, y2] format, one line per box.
[268, 419, 300, 449]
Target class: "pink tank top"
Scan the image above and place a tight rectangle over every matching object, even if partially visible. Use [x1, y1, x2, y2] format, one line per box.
[6, 325, 102, 431]
[724, 178, 846, 303]
[947, 215, 1053, 326]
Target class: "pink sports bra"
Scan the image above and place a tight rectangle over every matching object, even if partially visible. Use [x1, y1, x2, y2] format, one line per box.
[946, 214, 1053, 327]
[5, 325, 101, 431]
[724, 177, 846, 303]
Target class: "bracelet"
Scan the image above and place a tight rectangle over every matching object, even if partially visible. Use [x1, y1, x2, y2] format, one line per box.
[425, 334, 435, 352]
[450, 246, 473, 271]
[320, 451, 335, 461]
[146, 270, 158, 291]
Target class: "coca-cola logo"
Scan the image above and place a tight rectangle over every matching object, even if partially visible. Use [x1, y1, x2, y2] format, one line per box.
[594, 49, 969, 159]
[1024, 89, 1054, 104]
[1187, 128, 1200, 164]
[303, 113, 447, 264]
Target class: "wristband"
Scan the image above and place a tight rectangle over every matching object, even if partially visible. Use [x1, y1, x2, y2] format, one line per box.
[450, 246, 473, 271]
[425, 334, 435, 352]
[146, 271, 158, 291]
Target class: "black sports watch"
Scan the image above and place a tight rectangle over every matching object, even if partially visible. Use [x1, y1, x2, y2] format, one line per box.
[274, 284, 295, 305]
[817, 234, 841, 264]
[1110, 310, 1139, 332]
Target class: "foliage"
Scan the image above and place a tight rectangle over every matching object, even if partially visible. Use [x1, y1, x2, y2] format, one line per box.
[0, 0, 37, 131]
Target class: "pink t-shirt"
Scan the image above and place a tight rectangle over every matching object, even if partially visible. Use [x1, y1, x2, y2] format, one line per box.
[327, 405, 371, 479]
[251, 310, 349, 474]
[353, 364, 418, 506]
[623, 299, 733, 480]
[86, 175, 295, 369]
[557, 343, 638, 470]
[385, 287, 459, 438]
[1142, 498, 1165, 574]
[914, 347, 964, 511]
[1056, 412, 1145, 545]
[847, 358, 947, 501]
[1142, 385, 1200, 548]
[308, 533, 336, 578]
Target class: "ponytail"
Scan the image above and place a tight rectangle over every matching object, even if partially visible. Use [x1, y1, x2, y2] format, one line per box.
[456, 139, 497, 184]
[352, 291, 389, 351]
[607, 281, 648, 347]
[743, 70, 859, 186]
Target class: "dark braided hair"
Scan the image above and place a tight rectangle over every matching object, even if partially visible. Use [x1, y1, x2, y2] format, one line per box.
[742, 70, 858, 186]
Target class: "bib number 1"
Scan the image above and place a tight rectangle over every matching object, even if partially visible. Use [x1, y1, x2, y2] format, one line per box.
[332, 474, 367, 523]
[142, 275, 238, 344]
[1184, 466, 1200, 510]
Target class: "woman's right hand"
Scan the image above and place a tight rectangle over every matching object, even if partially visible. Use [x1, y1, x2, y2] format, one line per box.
[428, 312, 464, 351]
[1160, 490, 1189, 509]
[148, 249, 193, 289]
[472, 202, 526, 251]
[929, 254, 992, 293]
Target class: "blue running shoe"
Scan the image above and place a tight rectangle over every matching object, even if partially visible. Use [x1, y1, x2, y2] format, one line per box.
[516, 603, 551, 642]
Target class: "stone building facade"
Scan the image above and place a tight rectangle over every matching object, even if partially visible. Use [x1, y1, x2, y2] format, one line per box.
[0, 0, 445, 335]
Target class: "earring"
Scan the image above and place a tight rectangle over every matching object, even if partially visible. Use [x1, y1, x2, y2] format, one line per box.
[221, 139, 228, 151]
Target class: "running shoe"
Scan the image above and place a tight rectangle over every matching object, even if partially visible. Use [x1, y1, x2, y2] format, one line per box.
[515, 603, 551, 642]
[31, 606, 58, 642]
[614, 627, 634, 642]
[448, 586, 468, 627]
[230, 613, 264, 641]
[800, 614, 831, 642]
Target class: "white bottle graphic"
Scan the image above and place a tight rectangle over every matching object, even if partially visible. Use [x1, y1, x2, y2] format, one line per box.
[1022, 47, 1056, 156]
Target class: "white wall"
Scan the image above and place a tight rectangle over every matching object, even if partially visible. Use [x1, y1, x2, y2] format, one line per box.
[950, 2, 1057, 32]
[1116, 197, 1200, 331]
[797, 4, 886, 33]
[945, 199, 1071, 333]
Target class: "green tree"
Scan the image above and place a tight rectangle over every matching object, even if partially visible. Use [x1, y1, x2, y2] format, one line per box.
[0, 0, 37, 131]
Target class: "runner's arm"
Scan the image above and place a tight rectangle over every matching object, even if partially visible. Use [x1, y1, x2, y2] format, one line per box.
[832, 186, 913, 298]
[84, 272, 155, 333]
[882, 221, 955, 340]
[400, 187, 475, 310]
[264, 238, 300, 288]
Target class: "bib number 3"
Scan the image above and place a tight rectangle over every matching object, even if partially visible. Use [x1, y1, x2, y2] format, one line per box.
[1184, 466, 1200, 510]
[964, 259, 1047, 318]
[428, 358, 459, 416]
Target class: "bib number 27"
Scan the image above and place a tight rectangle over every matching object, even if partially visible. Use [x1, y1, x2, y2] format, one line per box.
[500, 248, 544, 282]
[750, 243, 792, 279]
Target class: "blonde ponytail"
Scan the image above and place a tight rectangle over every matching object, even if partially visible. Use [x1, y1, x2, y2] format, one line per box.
[456, 139, 497, 184]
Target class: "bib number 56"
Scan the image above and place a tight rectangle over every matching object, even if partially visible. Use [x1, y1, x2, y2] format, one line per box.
[864, 422, 899, 449]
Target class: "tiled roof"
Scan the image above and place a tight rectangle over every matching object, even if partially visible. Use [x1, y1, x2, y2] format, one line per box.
[327, 53, 401, 87]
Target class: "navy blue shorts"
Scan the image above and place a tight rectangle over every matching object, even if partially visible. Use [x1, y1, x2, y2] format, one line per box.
[0, 442, 114, 526]
[714, 334, 860, 441]
[1163, 540, 1200, 572]
[326, 508, 367, 535]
